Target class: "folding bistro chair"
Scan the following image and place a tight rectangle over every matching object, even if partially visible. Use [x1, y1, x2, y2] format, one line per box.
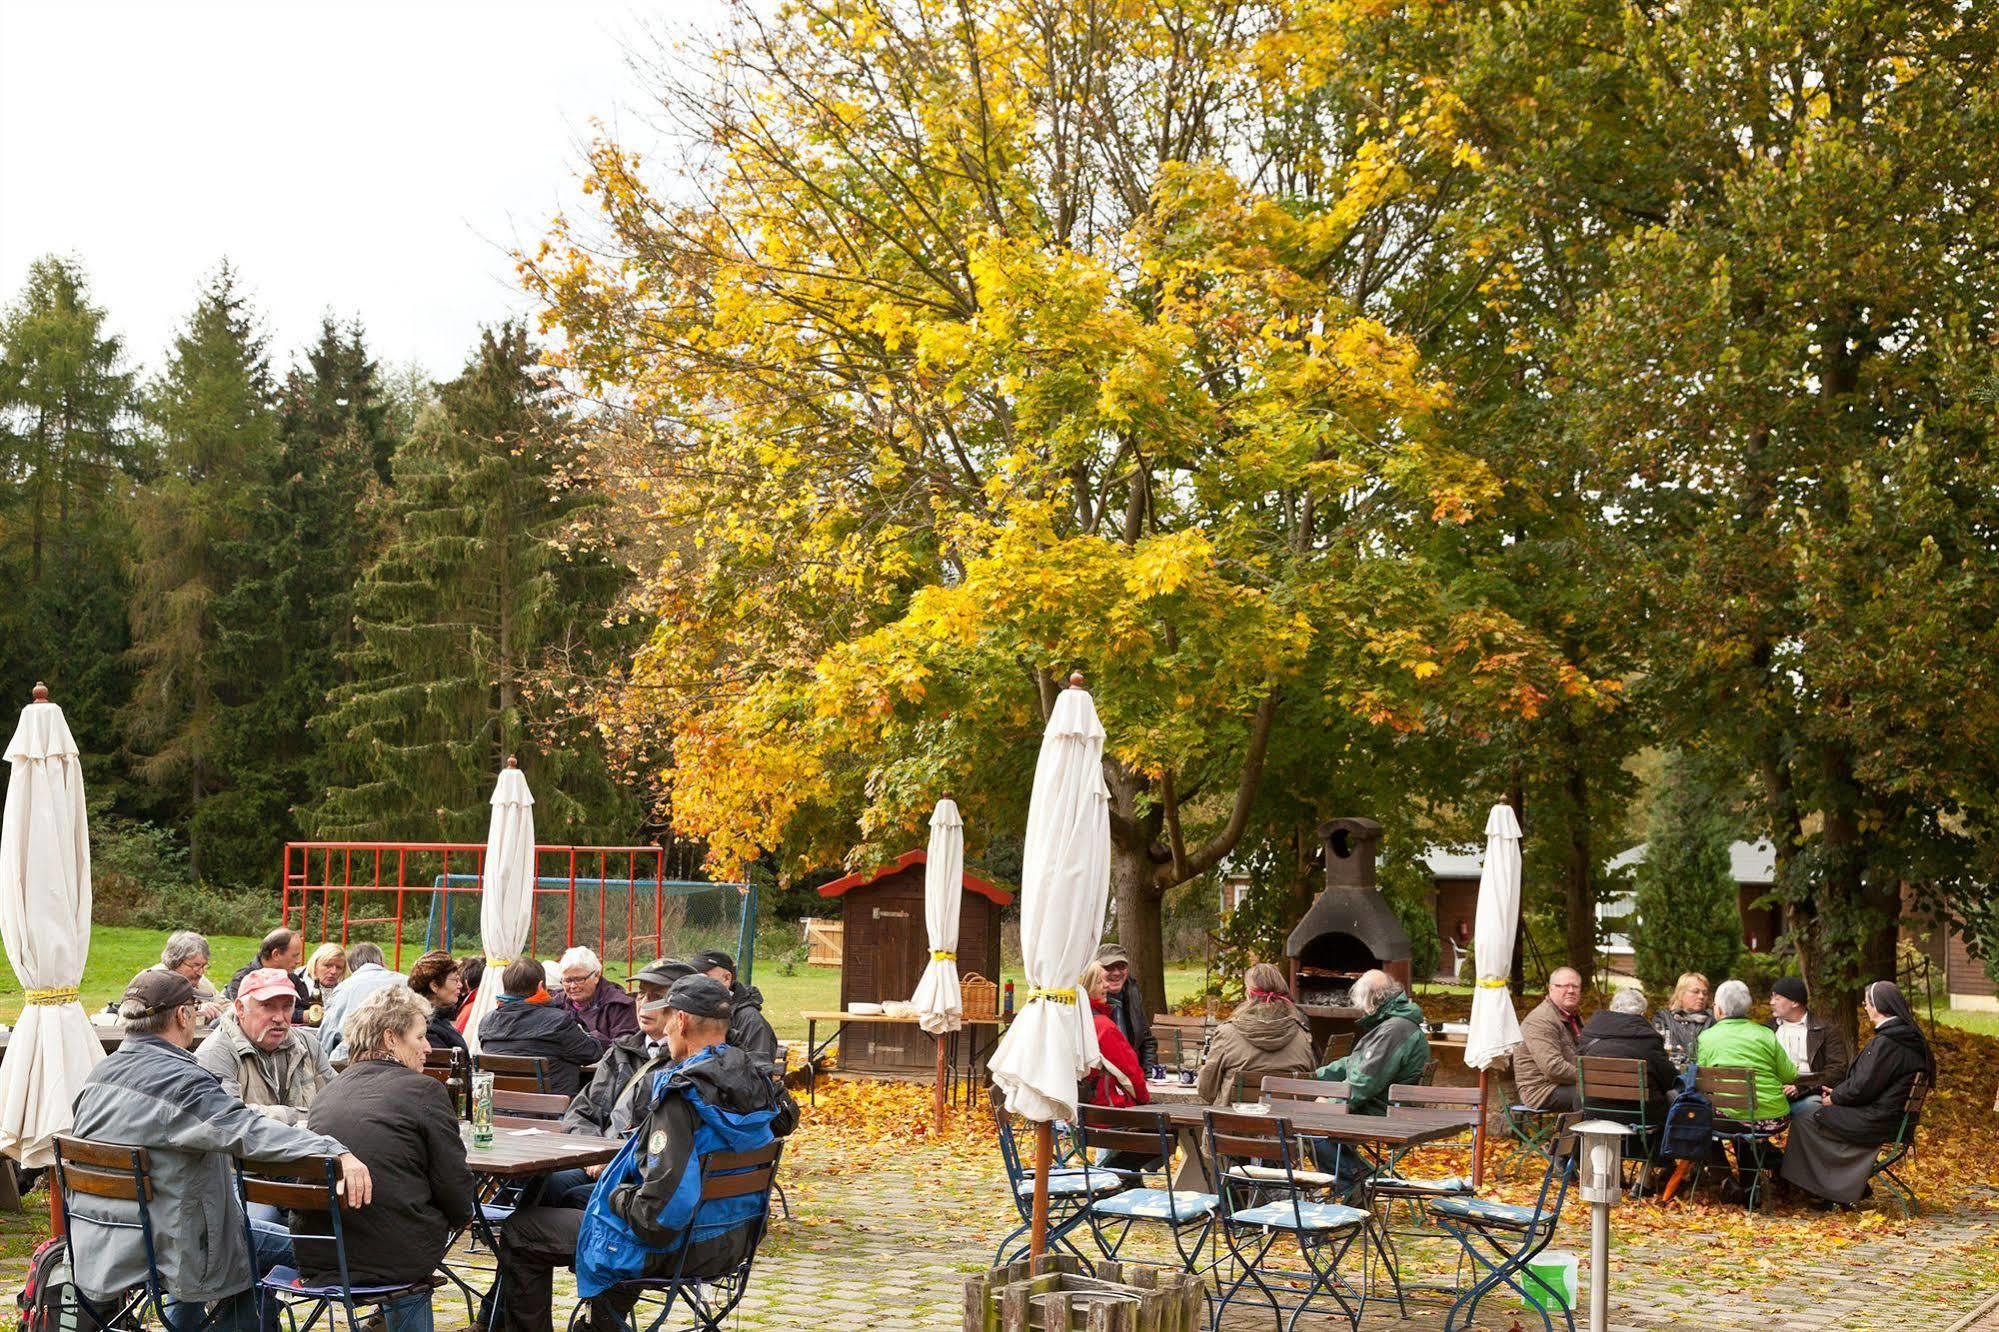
[1493, 1082, 1564, 1181]
[240, 1155, 436, 1332]
[1578, 1055, 1661, 1196]
[491, 1089, 569, 1129]
[474, 1052, 552, 1093]
[1204, 1108, 1371, 1332]
[568, 1140, 785, 1332]
[1867, 1071, 1931, 1216]
[1428, 1120, 1579, 1332]
[49, 1135, 177, 1332]
[1366, 1085, 1482, 1302]
[1695, 1066, 1781, 1210]
[987, 1087, 1121, 1265]
[1075, 1104, 1218, 1274]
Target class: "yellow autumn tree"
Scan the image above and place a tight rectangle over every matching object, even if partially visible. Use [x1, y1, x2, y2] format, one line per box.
[527, 0, 1584, 1001]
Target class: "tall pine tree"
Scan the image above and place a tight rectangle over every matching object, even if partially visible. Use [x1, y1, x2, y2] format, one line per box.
[0, 256, 138, 760]
[311, 323, 631, 841]
[123, 265, 280, 880]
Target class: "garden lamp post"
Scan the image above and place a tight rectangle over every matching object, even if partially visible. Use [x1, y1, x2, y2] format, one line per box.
[1574, 1119, 1630, 1332]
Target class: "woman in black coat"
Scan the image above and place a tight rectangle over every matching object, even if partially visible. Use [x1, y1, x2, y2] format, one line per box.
[1578, 988, 1680, 1120]
[298, 986, 476, 1327]
[1780, 980, 1934, 1207]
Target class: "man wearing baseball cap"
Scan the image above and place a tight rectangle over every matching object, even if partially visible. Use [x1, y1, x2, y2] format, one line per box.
[194, 967, 334, 1126]
[69, 971, 373, 1332]
[1094, 943, 1158, 1073]
[493, 976, 798, 1332]
[691, 949, 782, 1075]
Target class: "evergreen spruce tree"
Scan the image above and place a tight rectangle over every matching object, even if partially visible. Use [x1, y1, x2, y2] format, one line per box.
[123, 265, 280, 880]
[0, 256, 138, 760]
[310, 322, 631, 841]
[1631, 752, 1744, 992]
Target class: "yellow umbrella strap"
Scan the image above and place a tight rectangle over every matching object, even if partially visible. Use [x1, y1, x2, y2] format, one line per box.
[1024, 987, 1076, 1004]
[26, 986, 79, 1006]
[930, 949, 957, 962]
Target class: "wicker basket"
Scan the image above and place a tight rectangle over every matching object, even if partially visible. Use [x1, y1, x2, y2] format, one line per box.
[961, 972, 998, 1022]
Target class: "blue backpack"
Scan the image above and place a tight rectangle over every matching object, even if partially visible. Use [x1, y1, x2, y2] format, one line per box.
[1659, 1085, 1714, 1160]
[573, 1047, 780, 1298]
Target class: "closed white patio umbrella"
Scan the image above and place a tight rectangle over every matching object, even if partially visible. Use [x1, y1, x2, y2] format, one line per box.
[463, 758, 536, 1054]
[0, 684, 104, 1170]
[1464, 801, 1524, 1185]
[986, 674, 1110, 1255]
[908, 798, 965, 1132]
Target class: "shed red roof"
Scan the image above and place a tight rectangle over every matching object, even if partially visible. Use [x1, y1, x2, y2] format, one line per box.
[816, 850, 1013, 906]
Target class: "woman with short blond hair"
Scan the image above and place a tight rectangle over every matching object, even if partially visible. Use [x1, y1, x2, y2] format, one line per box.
[1653, 972, 1714, 1067]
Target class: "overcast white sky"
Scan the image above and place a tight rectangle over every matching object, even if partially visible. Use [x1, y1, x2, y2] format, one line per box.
[0, 0, 724, 381]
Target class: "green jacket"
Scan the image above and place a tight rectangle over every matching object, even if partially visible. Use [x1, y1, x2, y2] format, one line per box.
[1694, 1017, 1797, 1122]
[1315, 992, 1430, 1115]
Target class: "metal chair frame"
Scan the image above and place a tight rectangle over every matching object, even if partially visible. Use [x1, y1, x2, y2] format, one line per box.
[1577, 1055, 1662, 1196]
[1204, 1109, 1370, 1332]
[1694, 1065, 1782, 1211]
[1073, 1104, 1215, 1275]
[239, 1155, 435, 1332]
[987, 1088, 1116, 1265]
[1433, 1123, 1579, 1332]
[50, 1134, 192, 1332]
[1493, 1089, 1565, 1181]
[563, 1140, 785, 1332]
[1867, 1072, 1931, 1217]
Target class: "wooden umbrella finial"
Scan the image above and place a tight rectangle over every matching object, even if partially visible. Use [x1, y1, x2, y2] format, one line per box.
[31, 681, 49, 703]
[506, 755, 519, 769]
[1068, 671, 1085, 689]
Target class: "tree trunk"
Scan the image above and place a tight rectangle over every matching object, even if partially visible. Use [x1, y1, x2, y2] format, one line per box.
[1111, 843, 1167, 1023]
[1812, 750, 1866, 1050]
[1561, 759, 1595, 980]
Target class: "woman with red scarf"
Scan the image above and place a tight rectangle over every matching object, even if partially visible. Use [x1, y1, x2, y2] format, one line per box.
[1082, 960, 1150, 1108]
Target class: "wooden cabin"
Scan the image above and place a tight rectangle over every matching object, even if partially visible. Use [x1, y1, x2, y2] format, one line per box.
[817, 850, 1012, 1076]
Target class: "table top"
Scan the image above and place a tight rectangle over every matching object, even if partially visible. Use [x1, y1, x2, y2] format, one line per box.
[799, 1010, 1004, 1026]
[464, 1128, 623, 1177]
[1154, 1099, 1476, 1147]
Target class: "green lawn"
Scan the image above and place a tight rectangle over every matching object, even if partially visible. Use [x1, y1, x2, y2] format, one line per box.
[1939, 1006, 1999, 1038]
[0, 925, 264, 1025]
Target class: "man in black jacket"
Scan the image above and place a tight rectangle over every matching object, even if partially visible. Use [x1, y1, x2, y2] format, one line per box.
[1768, 976, 1853, 1105]
[494, 976, 798, 1332]
[225, 927, 312, 1023]
[478, 957, 601, 1097]
[1577, 987, 1679, 1122]
[561, 963, 687, 1138]
[1095, 944, 1158, 1072]
[691, 949, 783, 1075]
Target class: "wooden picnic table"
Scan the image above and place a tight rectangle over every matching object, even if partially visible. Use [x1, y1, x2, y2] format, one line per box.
[463, 1128, 623, 1178]
[1156, 1099, 1478, 1148]
[798, 1009, 1007, 1106]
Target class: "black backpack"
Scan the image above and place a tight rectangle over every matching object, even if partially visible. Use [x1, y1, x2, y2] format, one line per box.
[1659, 1086, 1715, 1160]
[16, 1236, 78, 1332]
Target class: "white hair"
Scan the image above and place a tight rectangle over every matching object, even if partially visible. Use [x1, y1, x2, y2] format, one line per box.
[1609, 987, 1648, 1016]
[1349, 969, 1400, 1016]
[1713, 979, 1753, 1019]
[161, 931, 210, 969]
[559, 946, 601, 976]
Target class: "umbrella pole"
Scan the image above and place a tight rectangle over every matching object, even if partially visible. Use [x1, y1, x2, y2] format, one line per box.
[933, 1034, 948, 1135]
[1474, 1069, 1489, 1188]
[1028, 1121, 1053, 1258]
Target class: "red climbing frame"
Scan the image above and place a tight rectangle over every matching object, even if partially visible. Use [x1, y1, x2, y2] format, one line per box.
[278, 841, 673, 974]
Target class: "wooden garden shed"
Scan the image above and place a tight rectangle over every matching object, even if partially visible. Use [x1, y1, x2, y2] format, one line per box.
[817, 850, 1012, 1076]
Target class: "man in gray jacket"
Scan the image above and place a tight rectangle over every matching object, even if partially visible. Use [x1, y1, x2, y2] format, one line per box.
[195, 968, 334, 1126]
[68, 971, 373, 1332]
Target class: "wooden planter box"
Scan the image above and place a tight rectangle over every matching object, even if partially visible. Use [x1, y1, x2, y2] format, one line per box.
[963, 1255, 1205, 1332]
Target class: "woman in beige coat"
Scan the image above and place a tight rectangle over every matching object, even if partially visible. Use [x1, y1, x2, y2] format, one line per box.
[1196, 963, 1316, 1106]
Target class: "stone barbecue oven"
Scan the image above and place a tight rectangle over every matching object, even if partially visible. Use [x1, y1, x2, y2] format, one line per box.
[1285, 817, 1413, 1048]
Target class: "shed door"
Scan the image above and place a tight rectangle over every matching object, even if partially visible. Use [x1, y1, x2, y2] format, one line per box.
[857, 886, 928, 1069]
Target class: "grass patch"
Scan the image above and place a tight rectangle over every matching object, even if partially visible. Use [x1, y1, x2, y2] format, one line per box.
[1939, 1007, 1999, 1038]
[0, 924, 263, 1026]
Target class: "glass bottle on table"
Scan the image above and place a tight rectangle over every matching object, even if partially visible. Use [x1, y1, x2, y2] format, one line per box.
[472, 1070, 495, 1147]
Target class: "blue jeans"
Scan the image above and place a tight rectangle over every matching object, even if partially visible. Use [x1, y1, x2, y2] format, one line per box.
[539, 1167, 596, 1210]
[1307, 1139, 1373, 1202]
[162, 1220, 293, 1332]
[380, 1290, 434, 1332]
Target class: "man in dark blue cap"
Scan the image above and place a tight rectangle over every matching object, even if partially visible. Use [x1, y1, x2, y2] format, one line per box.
[691, 949, 782, 1075]
[492, 975, 797, 1332]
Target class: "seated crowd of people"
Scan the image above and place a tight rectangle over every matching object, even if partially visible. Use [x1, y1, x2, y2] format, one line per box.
[1080, 944, 1933, 1215]
[60, 928, 792, 1332]
[1509, 966, 1934, 1208]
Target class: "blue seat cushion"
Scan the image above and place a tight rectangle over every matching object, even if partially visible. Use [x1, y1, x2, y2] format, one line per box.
[1228, 1199, 1367, 1231]
[1090, 1188, 1219, 1222]
[479, 1202, 516, 1222]
[260, 1266, 430, 1299]
[1015, 1167, 1123, 1199]
[1429, 1195, 1544, 1228]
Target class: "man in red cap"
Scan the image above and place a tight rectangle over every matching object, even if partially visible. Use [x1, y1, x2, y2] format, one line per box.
[195, 966, 334, 1125]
